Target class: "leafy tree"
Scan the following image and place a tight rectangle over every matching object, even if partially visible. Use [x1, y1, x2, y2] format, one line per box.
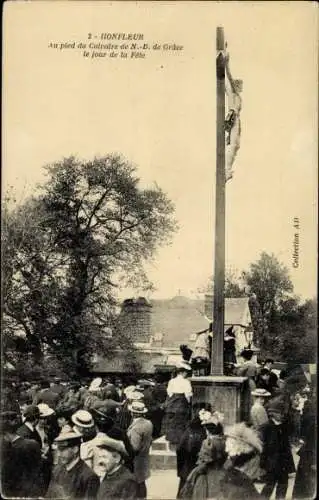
[3, 155, 177, 376]
[268, 297, 317, 363]
[242, 252, 293, 349]
[198, 253, 316, 363]
[198, 268, 247, 298]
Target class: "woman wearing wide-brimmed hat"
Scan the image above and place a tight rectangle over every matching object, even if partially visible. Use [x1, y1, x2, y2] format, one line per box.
[219, 422, 263, 499]
[250, 388, 271, 431]
[180, 434, 227, 499]
[161, 361, 193, 446]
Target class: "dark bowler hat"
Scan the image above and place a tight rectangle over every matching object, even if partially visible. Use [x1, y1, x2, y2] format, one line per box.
[91, 408, 115, 429]
[56, 406, 79, 420]
[267, 399, 286, 415]
[23, 405, 40, 421]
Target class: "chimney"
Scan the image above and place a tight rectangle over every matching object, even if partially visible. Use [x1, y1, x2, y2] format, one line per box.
[120, 297, 152, 342]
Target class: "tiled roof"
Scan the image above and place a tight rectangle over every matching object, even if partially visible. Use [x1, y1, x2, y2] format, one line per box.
[222, 298, 250, 325]
[150, 296, 250, 347]
[150, 297, 207, 347]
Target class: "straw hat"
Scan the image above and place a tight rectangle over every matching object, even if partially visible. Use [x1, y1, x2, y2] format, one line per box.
[54, 426, 82, 446]
[88, 377, 102, 392]
[127, 391, 144, 401]
[251, 388, 271, 398]
[123, 385, 136, 396]
[38, 403, 54, 418]
[71, 410, 94, 428]
[128, 401, 148, 415]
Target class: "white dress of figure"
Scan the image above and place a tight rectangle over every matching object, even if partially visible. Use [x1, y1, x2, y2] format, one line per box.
[193, 331, 210, 360]
[166, 374, 193, 403]
[224, 49, 242, 182]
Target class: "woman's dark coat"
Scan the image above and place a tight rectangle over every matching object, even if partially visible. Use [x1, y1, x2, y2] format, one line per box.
[1, 435, 43, 498]
[161, 394, 191, 445]
[176, 418, 207, 481]
[259, 420, 295, 474]
[218, 467, 261, 499]
[292, 398, 317, 499]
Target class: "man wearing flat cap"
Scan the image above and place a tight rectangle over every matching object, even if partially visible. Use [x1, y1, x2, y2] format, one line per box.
[46, 427, 99, 499]
[95, 435, 138, 500]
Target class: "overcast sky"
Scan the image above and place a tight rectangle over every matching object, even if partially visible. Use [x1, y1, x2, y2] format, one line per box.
[3, 1, 318, 301]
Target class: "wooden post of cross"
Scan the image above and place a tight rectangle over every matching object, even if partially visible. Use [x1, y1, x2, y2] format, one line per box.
[211, 26, 225, 376]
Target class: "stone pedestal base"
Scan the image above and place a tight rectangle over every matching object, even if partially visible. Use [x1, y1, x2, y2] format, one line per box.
[191, 376, 250, 426]
[150, 436, 176, 470]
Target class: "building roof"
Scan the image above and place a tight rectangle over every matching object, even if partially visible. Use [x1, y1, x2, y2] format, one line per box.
[150, 296, 250, 348]
[93, 351, 165, 374]
[221, 297, 251, 326]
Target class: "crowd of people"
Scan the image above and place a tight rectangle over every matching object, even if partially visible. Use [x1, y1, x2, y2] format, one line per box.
[173, 355, 316, 500]
[1, 375, 162, 499]
[0, 356, 316, 499]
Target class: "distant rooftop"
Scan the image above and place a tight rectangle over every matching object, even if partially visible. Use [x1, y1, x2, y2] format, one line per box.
[150, 295, 250, 348]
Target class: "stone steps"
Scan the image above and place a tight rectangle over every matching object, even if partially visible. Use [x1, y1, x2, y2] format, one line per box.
[150, 436, 177, 470]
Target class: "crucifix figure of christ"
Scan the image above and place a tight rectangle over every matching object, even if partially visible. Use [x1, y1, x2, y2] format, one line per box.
[224, 46, 243, 182]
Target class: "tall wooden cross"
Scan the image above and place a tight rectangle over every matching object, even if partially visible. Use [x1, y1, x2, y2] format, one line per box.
[211, 27, 226, 375]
